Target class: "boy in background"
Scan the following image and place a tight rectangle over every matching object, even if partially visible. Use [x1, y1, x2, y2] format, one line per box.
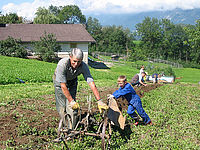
[109, 75, 152, 126]
[130, 72, 147, 87]
[139, 65, 145, 74]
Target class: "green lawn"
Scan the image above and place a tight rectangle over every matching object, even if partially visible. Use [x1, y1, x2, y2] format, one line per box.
[1, 55, 199, 84]
[0, 55, 57, 84]
[0, 55, 200, 149]
[174, 68, 200, 83]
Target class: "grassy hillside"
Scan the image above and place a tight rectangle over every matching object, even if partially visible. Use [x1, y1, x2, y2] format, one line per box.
[1, 55, 199, 85]
[0, 55, 199, 149]
[174, 68, 200, 83]
[0, 55, 57, 84]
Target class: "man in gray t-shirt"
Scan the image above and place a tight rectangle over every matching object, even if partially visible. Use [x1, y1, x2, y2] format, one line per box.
[53, 48, 108, 129]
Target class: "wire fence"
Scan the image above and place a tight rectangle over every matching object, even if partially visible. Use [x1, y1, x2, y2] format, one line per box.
[147, 58, 183, 68]
[91, 51, 126, 57]
[91, 51, 183, 68]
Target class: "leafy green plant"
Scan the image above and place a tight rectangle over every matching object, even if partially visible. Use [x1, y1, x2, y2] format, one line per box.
[146, 64, 175, 77]
[5, 137, 16, 147]
[0, 36, 27, 58]
[0, 55, 57, 84]
[0, 57, 199, 149]
[34, 32, 61, 62]
[1, 55, 199, 85]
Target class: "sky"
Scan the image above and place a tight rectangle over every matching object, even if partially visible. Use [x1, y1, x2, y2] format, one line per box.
[1, 0, 200, 20]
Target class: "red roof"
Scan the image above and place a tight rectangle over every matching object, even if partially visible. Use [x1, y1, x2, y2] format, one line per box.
[0, 24, 95, 43]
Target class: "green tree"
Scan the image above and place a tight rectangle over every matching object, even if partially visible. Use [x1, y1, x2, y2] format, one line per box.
[159, 19, 174, 60]
[100, 25, 127, 54]
[167, 24, 188, 61]
[185, 20, 200, 64]
[0, 37, 27, 58]
[86, 17, 102, 54]
[33, 7, 60, 24]
[34, 5, 86, 24]
[58, 5, 86, 24]
[135, 17, 163, 58]
[183, 24, 196, 62]
[86, 16, 135, 55]
[129, 46, 147, 61]
[0, 13, 23, 24]
[135, 17, 190, 63]
[49, 5, 61, 16]
[123, 28, 136, 55]
[34, 32, 61, 62]
[86, 17, 102, 38]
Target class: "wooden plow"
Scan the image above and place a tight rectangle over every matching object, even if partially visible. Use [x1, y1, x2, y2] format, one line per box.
[55, 95, 126, 150]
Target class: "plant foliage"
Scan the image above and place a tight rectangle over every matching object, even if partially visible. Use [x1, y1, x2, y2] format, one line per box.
[34, 32, 61, 62]
[134, 17, 200, 65]
[0, 12, 23, 24]
[145, 65, 176, 77]
[33, 5, 86, 24]
[0, 36, 27, 58]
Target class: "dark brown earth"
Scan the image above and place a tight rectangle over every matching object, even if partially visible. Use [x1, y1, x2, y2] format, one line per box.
[0, 83, 162, 149]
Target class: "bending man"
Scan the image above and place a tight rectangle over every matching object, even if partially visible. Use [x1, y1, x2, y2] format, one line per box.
[53, 48, 108, 129]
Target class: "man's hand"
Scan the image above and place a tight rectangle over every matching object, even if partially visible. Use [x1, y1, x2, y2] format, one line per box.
[97, 99, 109, 113]
[69, 100, 80, 110]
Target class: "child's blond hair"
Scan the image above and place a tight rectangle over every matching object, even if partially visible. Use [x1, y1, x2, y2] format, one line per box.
[117, 75, 127, 82]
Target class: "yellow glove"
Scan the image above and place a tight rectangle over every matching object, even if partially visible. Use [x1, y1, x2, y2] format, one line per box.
[69, 100, 80, 110]
[97, 99, 109, 113]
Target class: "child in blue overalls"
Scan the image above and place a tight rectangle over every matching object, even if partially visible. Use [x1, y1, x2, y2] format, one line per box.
[110, 75, 152, 125]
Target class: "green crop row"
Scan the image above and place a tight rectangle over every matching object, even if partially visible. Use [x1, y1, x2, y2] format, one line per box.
[174, 68, 200, 83]
[69, 84, 199, 149]
[0, 55, 57, 84]
[0, 55, 199, 149]
[1, 55, 200, 85]
[2, 83, 198, 149]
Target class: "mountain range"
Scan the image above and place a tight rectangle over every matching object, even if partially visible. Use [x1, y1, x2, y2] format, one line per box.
[86, 8, 200, 31]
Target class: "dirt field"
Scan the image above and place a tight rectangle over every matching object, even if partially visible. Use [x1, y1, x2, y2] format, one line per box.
[0, 84, 162, 149]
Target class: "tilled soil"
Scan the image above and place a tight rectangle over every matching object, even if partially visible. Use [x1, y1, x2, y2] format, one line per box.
[0, 83, 162, 149]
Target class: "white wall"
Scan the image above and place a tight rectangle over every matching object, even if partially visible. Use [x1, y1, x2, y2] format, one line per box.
[58, 43, 88, 64]
[22, 42, 89, 64]
[60, 43, 88, 52]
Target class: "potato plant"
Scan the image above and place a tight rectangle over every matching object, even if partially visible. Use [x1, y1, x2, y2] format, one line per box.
[0, 55, 199, 149]
[0, 55, 57, 84]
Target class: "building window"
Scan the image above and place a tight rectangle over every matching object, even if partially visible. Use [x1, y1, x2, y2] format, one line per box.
[70, 43, 77, 48]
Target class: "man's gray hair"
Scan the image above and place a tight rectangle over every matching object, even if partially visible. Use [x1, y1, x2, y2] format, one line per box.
[70, 48, 83, 60]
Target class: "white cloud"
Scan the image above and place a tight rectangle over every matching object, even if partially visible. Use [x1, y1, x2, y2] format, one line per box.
[1, 0, 200, 20]
[80, 0, 200, 14]
[1, 0, 75, 20]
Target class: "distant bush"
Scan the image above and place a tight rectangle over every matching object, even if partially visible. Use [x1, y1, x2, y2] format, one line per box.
[0, 36, 27, 58]
[129, 47, 147, 62]
[146, 64, 176, 77]
[34, 32, 61, 63]
[164, 66, 176, 76]
[180, 61, 200, 69]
